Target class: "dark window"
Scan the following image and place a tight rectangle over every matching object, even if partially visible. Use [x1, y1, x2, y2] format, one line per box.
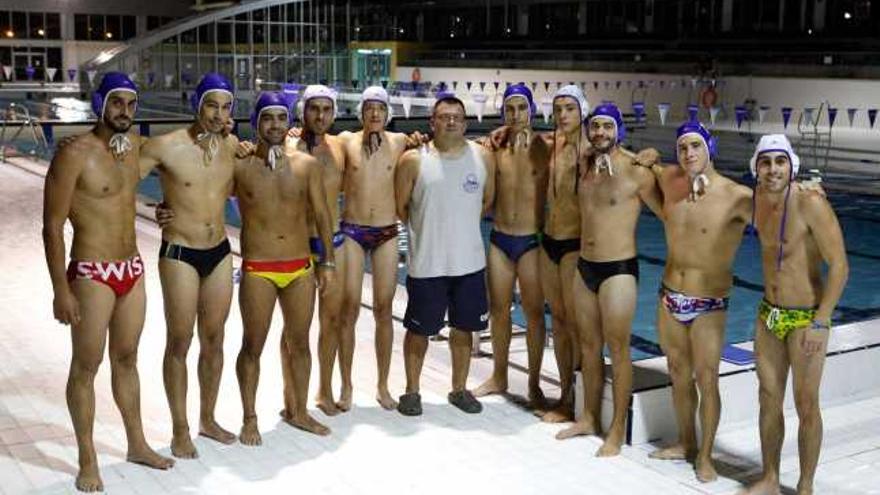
[0, 47, 10, 66]
[235, 22, 249, 45]
[181, 28, 196, 45]
[74, 14, 88, 39]
[199, 23, 215, 46]
[11, 11, 26, 37]
[122, 15, 136, 40]
[29, 12, 44, 38]
[106, 15, 120, 41]
[46, 13, 60, 39]
[147, 16, 161, 31]
[0, 12, 9, 36]
[217, 22, 232, 44]
[89, 14, 104, 41]
[253, 23, 265, 44]
[252, 8, 265, 22]
[270, 5, 282, 22]
[47, 47, 62, 70]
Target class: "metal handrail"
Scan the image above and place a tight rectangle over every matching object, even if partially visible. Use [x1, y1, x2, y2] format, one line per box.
[0, 103, 49, 162]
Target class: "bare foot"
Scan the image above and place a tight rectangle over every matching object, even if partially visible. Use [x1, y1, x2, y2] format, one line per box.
[282, 412, 331, 436]
[336, 385, 353, 412]
[555, 420, 598, 440]
[376, 389, 398, 410]
[75, 463, 103, 493]
[315, 394, 341, 416]
[528, 386, 547, 410]
[239, 419, 262, 446]
[127, 445, 175, 470]
[648, 444, 693, 461]
[695, 456, 718, 482]
[795, 481, 814, 495]
[596, 429, 624, 457]
[473, 376, 508, 397]
[199, 419, 236, 445]
[170, 433, 198, 459]
[740, 477, 781, 495]
[538, 402, 574, 423]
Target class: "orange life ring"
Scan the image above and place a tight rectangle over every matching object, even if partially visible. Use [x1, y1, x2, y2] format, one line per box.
[700, 87, 717, 109]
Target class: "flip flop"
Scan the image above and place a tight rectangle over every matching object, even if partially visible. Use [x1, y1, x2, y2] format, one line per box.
[397, 392, 422, 416]
[448, 390, 483, 414]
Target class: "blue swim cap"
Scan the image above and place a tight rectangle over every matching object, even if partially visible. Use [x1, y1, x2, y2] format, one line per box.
[91, 72, 138, 119]
[191, 72, 234, 113]
[676, 120, 717, 158]
[587, 102, 626, 143]
[500, 83, 536, 121]
[250, 91, 293, 131]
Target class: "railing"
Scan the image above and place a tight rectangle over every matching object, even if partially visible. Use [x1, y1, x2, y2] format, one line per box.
[0, 103, 49, 162]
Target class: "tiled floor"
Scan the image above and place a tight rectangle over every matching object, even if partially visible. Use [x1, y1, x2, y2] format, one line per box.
[2, 159, 879, 494]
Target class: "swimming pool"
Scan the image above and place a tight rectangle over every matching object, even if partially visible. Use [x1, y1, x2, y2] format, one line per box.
[136, 170, 880, 362]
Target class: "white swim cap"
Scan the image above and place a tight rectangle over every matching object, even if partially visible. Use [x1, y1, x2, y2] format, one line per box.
[357, 86, 393, 124]
[552, 84, 589, 121]
[750, 134, 800, 178]
[297, 84, 338, 120]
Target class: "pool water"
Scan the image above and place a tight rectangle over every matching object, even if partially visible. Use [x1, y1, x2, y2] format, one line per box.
[137, 171, 880, 361]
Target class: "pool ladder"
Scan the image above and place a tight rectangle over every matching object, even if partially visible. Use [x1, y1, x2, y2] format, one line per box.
[795, 101, 831, 179]
[0, 103, 48, 162]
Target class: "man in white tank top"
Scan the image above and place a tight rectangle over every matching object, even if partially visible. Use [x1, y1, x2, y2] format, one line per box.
[394, 94, 496, 416]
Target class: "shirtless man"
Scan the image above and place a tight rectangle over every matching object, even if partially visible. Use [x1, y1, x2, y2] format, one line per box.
[140, 73, 239, 458]
[557, 103, 663, 457]
[745, 135, 847, 495]
[474, 83, 550, 407]
[648, 121, 753, 482]
[334, 86, 408, 411]
[43, 72, 174, 492]
[234, 92, 336, 442]
[395, 94, 496, 416]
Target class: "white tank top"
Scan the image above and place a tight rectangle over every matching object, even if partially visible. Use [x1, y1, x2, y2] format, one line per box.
[407, 141, 487, 278]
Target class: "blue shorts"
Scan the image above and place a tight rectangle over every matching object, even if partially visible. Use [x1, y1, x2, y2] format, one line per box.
[404, 269, 489, 336]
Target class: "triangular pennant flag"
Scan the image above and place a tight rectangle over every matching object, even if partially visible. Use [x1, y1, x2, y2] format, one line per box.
[493, 81, 500, 91]
[67, 68, 77, 82]
[659, 80, 666, 89]
[2, 65, 12, 80]
[543, 82, 550, 92]
[869, 109, 878, 129]
[735, 105, 747, 128]
[687, 103, 699, 122]
[632, 102, 645, 122]
[472, 93, 488, 123]
[827, 108, 838, 128]
[87, 70, 97, 85]
[615, 81, 621, 89]
[781, 107, 793, 129]
[540, 98, 553, 124]
[381, 80, 389, 89]
[847, 108, 857, 127]
[438, 81, 447, 92]
[638, 80, 645, 89]
[128, 72, 138, 83]
[568, 81, 575, 87]
[803, 107, 815, 126]
[45, 67, 57, 82]
[411, 81, 418, 91]
[351, 79, 359, 89]
[505, 81, 512, 89]
[555, 81, 562, 90]
[758, 106, 769, 124]
[452, 81, 458, 90]
[164, 74, 174, 88]
[580, 81, 587, 91]
[657, 103, 670, 125]
[670, 81, 677, 89]
[593, 81, 599, 90]
[709, 106, 721, 126]
[401, 96, 413, 119]
[626, 80, 633, 88]
[604, 81, 610, 89]
[479, 81, 487, 91]
[690, 78, 698, 88]
[530, 81, 537, 92]
[648, 80, 656, 87]
[25, 65, 35, 80]
[466, 81, 473, 91]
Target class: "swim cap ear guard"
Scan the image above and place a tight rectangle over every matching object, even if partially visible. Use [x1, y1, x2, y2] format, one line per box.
[676, 121, 717, 159]
[191, 72, 235, 114]
[356, 86, 393, 125]
[749, 134, 800, 178]
[499, 83, 537, 121]
[250, 91, 293, 131]
[92, 71, 138, 119]
[551, 84, 590, 122]
[297, 84, 339, 121]
[587, 102, 626, 143]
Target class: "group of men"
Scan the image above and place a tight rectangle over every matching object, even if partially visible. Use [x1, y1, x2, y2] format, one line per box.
[43, 71, 847, 494]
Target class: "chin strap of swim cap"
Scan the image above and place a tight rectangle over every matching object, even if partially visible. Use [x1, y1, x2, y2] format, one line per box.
[690, 173, 710, 202]
[267, 145, 284, 171]
[595, 153, 614, 176]
[195, 130, 221, 167]
[108, 133, 133, 161]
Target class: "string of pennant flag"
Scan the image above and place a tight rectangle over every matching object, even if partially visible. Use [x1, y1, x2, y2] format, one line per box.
[3, 67, 877, 129]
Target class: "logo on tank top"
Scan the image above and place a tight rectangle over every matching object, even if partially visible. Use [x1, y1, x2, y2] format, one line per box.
[462, 173, 480, 193]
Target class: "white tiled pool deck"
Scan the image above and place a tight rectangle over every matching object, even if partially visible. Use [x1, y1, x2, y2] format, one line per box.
[2, 158, 879, 494]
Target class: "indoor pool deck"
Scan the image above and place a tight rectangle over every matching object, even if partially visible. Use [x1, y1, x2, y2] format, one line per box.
[2, 157, 880, 494]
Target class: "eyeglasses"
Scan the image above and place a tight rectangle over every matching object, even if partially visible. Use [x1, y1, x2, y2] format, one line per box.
[434, 113, 466, 124]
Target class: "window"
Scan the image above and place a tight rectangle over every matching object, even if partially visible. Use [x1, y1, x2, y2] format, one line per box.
[46, 13, 60, 39]
[29, 12, 44, 38]
[122, 16, 136, 40]
[11, 11, 26, 37]
[89, 14, 104, 40]
[106, 15, 120, 40]
[74, 14, 88, 39]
